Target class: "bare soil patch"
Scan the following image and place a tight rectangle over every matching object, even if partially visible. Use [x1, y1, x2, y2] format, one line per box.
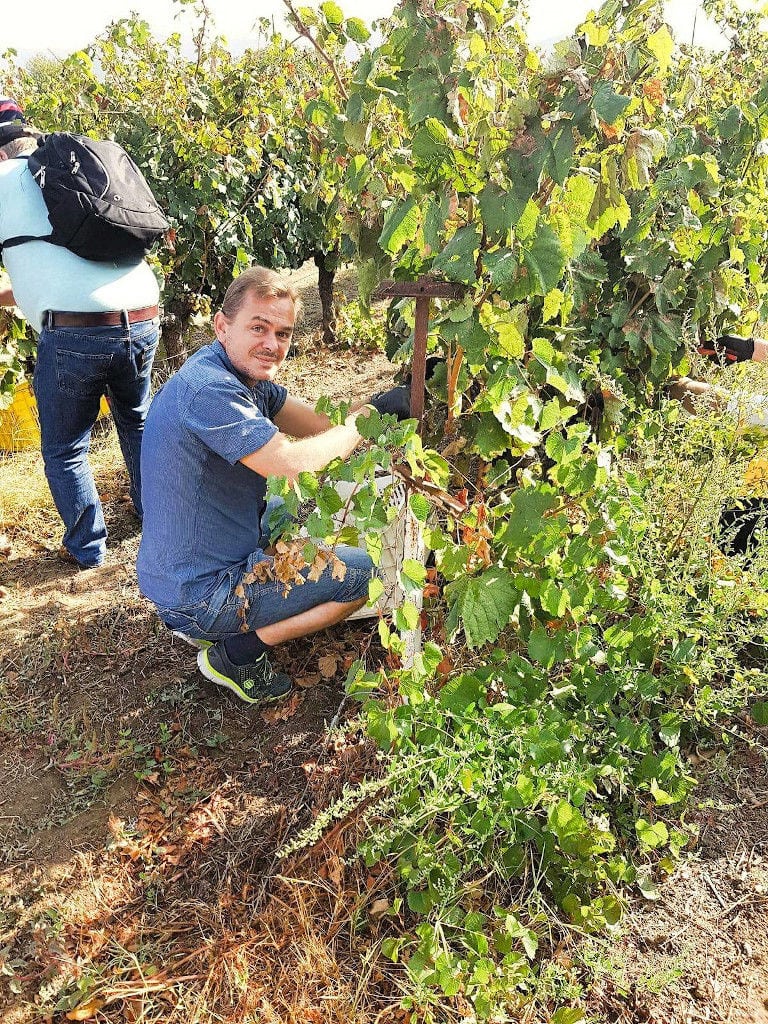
[586, 743, 768, 1024]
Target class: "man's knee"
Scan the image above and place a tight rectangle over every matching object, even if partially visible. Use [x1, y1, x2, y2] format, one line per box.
[334, 546, 379, 604]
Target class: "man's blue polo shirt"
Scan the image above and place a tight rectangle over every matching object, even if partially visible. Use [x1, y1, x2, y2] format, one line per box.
[137, 340, 287, 609]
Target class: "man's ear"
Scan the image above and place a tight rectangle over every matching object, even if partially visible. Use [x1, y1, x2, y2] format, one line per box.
[0, 150, 8, 162]
[213, 310, 228, 344]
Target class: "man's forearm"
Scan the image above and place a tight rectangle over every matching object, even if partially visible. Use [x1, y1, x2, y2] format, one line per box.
[0, 285, 15, 307]
[274, 394, 375, 438]
[241, 408, 371, 482]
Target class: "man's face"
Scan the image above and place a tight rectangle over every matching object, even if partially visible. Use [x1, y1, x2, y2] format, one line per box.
[214, 291, 295, 385]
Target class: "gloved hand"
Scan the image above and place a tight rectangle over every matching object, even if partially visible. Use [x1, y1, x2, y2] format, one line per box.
[698, 334, 755, 364]
[368, 384, 411, 420]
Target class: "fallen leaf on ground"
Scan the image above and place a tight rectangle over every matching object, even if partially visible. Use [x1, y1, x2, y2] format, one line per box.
[66, 999, 106, 1020]
[296, 673, 321, 688]
[318, 654, 339, 678]
[320, 854, 344, 888]
[261, 691, 302, 724]
[369, 898, 390, 921]
[300, 1010, 324, 1024]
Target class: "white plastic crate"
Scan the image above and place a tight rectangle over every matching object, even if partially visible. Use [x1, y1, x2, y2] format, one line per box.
[332, 473, 411, 619]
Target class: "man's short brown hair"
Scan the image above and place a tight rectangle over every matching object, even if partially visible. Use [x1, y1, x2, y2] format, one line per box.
[220, 266, 303, 322]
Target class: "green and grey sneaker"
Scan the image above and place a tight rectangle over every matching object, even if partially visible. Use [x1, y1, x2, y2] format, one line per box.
[197, 643, 292, 705]
[171, 630, 212, 650]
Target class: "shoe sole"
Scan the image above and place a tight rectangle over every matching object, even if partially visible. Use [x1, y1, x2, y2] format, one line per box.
[196, 649, 289, 705]
[172, 631, 212, 650]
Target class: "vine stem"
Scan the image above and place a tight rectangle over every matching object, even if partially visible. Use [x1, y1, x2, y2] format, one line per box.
[283, 0, 349, 102]
[627, 289, 652, 321]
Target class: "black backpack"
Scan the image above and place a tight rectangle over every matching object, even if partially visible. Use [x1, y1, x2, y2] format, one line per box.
[1, 132, 169, 262]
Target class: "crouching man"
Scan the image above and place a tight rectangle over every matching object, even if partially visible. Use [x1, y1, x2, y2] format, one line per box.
[137, 266, 409, 706]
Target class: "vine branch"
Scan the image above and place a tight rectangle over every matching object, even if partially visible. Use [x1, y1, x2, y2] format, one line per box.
[283, 0, 349, 102]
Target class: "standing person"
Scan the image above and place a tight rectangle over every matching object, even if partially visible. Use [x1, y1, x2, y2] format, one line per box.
[137, 265, 410, 707]
[0, 99, 161, 568]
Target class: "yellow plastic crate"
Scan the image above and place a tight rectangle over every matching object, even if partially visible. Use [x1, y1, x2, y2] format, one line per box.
[0, 383, 111, 452]
[0, 381, 39, 451]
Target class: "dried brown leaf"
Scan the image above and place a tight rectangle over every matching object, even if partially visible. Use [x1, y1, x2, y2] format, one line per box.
[318, 654, 339, 679]
[66, 999, 106, 1020]
[331, 556, 348, 581]
[369, 898, 390, 922]
[327, 854, 345, 888]
[296, 673, 321, 689]
[261, 691, 302, 724]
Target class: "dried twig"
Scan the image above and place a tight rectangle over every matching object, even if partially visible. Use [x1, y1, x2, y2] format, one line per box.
[703, 873, 728, 909]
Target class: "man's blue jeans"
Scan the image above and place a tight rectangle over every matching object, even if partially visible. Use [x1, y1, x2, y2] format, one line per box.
[33, 317, 160, 567]
[153, 498, 378, 641]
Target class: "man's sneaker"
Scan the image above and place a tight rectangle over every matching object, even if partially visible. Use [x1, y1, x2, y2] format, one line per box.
[197, 643, 292, 705]
[171, 630, 212, 650]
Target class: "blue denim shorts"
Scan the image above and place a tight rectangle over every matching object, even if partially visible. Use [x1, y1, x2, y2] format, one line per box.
[155, 544, 377, 642]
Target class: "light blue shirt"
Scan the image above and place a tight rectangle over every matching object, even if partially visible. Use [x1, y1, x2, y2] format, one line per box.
[136, 341, 288, 609]
[0, 157, 159, 331]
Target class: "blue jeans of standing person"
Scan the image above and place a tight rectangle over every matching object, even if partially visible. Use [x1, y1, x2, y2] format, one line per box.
[33, 316, 160, 567]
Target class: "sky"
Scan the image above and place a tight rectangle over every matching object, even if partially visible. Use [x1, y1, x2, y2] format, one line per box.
[3, 0, 734, 59]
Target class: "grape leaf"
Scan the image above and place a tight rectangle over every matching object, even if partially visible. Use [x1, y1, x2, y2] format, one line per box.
[438, 672, 486, 711]
[592, 81, 632, 124]
[519, 223, 566, 297]
[379, 197, 420, 255]
[432, 225, 481, 283]
[445, 568, 518, 648]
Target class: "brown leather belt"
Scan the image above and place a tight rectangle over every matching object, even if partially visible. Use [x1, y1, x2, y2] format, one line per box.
[46, 305, 159, 328]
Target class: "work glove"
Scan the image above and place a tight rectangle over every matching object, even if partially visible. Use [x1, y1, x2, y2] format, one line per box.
[368, 384, 411, 420]
[698, 334, 755, 364]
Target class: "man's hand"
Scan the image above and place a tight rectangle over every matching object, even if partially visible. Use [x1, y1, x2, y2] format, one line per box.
[368, 384, 411, 420]
[698, 334, 755, 364]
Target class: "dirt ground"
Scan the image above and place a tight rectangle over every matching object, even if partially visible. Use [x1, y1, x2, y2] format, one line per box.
[1, 267, 768, 1022]
[587, 742, 768, 1024]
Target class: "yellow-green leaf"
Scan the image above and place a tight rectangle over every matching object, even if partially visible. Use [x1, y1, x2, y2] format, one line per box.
[647, 25, 674, 74]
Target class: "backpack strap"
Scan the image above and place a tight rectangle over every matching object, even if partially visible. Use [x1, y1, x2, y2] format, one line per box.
[0, 233, 54, 264]
[1, 234, 51, 250]
[0, 155, 51, 257]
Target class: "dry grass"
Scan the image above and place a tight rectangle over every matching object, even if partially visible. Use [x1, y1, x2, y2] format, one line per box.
[0, 422, 127, 547]
[20, 843, 404, 1023]
[0, 745, 404, 1022]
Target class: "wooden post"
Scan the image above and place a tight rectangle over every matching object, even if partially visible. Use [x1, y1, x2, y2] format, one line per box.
[373, 277, 467, 432]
